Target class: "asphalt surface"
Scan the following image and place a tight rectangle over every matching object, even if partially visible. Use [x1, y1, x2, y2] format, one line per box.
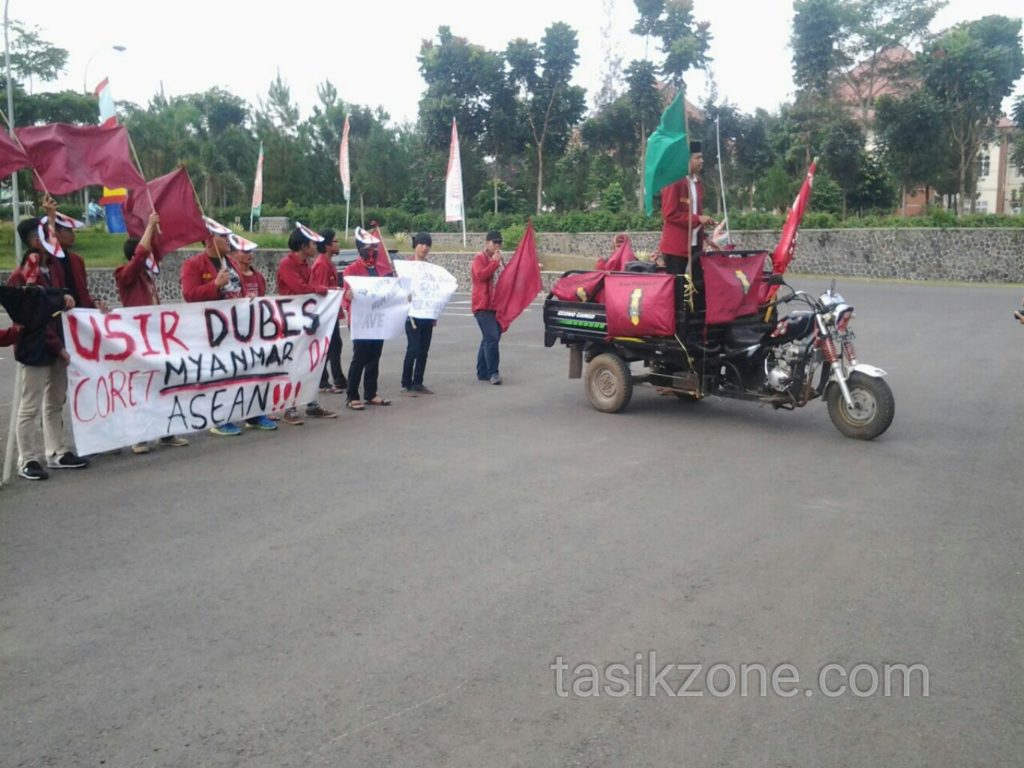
[2, 281, 1023, 767]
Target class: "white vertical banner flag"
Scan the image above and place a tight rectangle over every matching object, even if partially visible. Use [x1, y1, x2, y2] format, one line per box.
[393, 261, 458, 321]
[346, 276, 413, 340]
[251, 141, 264, 215]
[444, 118, 464, 223]
[340, 115, 351, 202]
[61, 294, 341, 454]
[95, 77, 117, 127]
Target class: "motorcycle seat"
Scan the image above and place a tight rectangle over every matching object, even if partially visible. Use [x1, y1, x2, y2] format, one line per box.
[724, 321, 769, 347]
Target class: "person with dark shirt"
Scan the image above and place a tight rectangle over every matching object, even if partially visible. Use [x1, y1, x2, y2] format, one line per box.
[310, 228, 347, 394]
[400, 232, 437, 396]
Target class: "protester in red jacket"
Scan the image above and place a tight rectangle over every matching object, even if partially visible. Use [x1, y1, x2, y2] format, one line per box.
[53, 212, 107, 312]
[659, 141, 714, 275]
[341, 227, 393, 409]
[276, 223, 336, 423]
[115, 212, 163, 308]
[310, 228, 347, 393]
[471, 230, 503, 384]
[180, 217, 242, 302]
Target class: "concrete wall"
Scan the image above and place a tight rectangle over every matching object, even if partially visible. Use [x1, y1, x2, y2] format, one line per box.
[4, 228, 1023, 307]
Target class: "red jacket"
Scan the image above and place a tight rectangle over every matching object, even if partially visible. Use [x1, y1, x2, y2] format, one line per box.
[659, 176, 704, 257]
[181, 251, 241, 302]
[471, 250, 501, 312]
[340, 255, 392, 318]
[57, 251, 98, 309]
[311, 253, 344, 317]
[239, 268, 266, 298]
[277, 252, 328, 296]
[114, 244, 161, 307]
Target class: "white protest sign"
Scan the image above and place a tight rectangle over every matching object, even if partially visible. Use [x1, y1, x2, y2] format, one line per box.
[393, 260, 458, 321]
[62, 292, 341, 454]
[346, 276, 412, 340]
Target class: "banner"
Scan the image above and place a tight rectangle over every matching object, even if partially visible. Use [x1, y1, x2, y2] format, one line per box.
[339, 116, 351, 202]
[393, 260, 458, 320]
[444, 118, 464, 223]
[346, 276, 412, 340]
[251, 141, 264, 216]
[62, 293, 341, 454]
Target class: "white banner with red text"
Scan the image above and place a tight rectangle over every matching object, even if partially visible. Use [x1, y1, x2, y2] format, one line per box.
[346, 276, 412, 340]
[62, 292, 342, 454]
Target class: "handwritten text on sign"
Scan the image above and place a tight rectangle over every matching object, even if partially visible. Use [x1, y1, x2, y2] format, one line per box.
[62, 292, 341, 454]
[346, 276, 412, 340]
[393, 260, 458, 321]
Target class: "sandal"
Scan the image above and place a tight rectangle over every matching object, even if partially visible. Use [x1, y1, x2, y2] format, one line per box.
[346, 400, 366, 411]
[367, 396, 391, 406]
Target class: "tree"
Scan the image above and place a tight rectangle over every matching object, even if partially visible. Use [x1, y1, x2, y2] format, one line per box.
[624, 58, 663, 208]
[791, 0, 848, 105]
[506, 22, 587, 212]
[821, 115, 866, 215]
[632, 0, 711, 87]
[874, 90, 948, 212]
[7, 21, 68, 94]
[1011, 95, 1024, 178]
[921, 16, 1024, 214]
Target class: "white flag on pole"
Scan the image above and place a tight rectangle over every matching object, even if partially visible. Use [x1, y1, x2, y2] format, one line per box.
[251, 141, 264, 215]
[444, 118, 464, 223]
[340, 115, 351, 203]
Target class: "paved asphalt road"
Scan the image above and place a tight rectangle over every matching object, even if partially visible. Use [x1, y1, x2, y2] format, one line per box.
[2, 281, 1023, 767]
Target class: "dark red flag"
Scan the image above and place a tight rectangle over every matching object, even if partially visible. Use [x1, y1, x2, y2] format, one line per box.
[702, 251, 768, 324]
[603, 234, 636, 272]
[123, 167, 208, 255]
[372, 224, 393, 272]
[766, 160, 816, 300]
[494, 221, 543, 332]
[0, 130, 31, 178]
[16, 123, 146, 194]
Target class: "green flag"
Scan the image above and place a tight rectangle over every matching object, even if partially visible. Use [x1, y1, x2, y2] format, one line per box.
[644, 91, 689, 216]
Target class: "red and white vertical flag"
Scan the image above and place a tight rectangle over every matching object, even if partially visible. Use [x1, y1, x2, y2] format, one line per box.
[339, 115, 351, 202]
[94, 77, 117, 127]
[251, 142, 264, 216]
[765, 158, 817, 302]
[444, 118, 464, 223]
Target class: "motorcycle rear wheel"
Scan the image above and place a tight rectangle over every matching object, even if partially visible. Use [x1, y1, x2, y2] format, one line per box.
[585, 353, 633, 413]
[826, 371, 894, 440]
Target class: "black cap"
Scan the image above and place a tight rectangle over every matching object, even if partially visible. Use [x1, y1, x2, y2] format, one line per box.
[412, 231, 432, 247]
[689, 140, 702, 154]
[486, 229, 503, 244]
[17, 217, 41, 247]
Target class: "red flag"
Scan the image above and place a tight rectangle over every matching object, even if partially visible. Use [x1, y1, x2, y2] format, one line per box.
[494, 221, 542, 332]
[0, 130, 31, 178]
[372, 224, 393, 273]
[767, 160, 816, 298]
[702, 251, 767, 324]
[603, 234, 636, 271]
[16, 123, 146, 194]
[123, 167, 208, 255]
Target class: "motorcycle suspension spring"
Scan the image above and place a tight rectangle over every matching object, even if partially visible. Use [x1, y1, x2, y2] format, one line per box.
[819, 336, 839, 363]
[843, 341, 858, 364]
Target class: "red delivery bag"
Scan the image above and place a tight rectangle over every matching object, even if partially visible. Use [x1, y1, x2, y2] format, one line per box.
[702, 251, 767, 324]
[603, 273, 676, 337]
[550, 271, 606, 302]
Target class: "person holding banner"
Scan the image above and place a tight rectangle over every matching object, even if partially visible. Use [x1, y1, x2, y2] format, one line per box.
[311, 228, 347, 394]
[7, 198, 90, 479]
[115, 212, 192, 453]
[471, 230, 504, 385]
[400, 232, 437, 396]
[342, 227, 394, 409]
[277, 224, 337, 423]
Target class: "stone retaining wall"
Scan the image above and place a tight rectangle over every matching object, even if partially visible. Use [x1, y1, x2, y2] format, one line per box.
[3, 228, 1022, 307]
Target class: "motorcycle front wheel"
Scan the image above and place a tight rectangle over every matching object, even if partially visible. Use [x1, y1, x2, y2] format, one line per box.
[826, 371, 894, 440]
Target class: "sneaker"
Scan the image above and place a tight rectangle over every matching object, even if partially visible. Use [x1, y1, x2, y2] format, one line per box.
[400, 387, 418, 397]
[48, 451, 90, 469]
[210, 423, 243, 436]
[245, 415, 278, 431]
[306, 404, 337, 419]
[413, 384, 434, 395]
[282, 408, 305, 426]
[490, 373, 502, 385]
[18, 461, 49, 481]
[131, 442, 151, 454]
[158, 435, 190, 447]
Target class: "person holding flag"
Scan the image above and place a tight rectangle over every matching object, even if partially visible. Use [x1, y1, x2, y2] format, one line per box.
[52, 212, 108, 313]
[471, 230, 504, 385]
[659, 140, 714, 279]
[180, 216, 242, 303]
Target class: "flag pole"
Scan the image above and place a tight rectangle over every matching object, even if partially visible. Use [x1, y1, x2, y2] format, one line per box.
[124, 128, 162, 237]
[345, 199, 350, 243]
[683, 91, 693, 269]
[461, 201, 466, 248]
[715, 115, 730, 246]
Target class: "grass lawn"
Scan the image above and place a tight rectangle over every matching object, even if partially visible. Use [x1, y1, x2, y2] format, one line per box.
[1, 223, 593, 272]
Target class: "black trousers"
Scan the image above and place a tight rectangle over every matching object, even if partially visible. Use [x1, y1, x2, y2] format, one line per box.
[401, 318, 434, 388]
[319, 322, 345, 388]
[347, 340, 384, 402]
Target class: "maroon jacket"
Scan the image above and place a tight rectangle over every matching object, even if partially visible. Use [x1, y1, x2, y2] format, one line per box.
[181, 251, 242, 302]
[277, 252, 328, 296]
[659, 176, 704, 257]
[57, 251, 98, 309]
[114, 244, 161, 307]
[0, 325, 21, 346]
[471, 251, 501, 312]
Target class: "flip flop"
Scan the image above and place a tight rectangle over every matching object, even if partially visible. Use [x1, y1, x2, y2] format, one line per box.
[346, 400, 366, 411]
[367, 396, 391, 406]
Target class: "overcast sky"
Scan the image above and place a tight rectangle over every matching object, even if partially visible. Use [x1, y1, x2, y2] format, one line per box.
[10, 0, 1024, 124]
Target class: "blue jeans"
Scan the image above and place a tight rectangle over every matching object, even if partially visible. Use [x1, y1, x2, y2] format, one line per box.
[475, 310, 501, 379]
